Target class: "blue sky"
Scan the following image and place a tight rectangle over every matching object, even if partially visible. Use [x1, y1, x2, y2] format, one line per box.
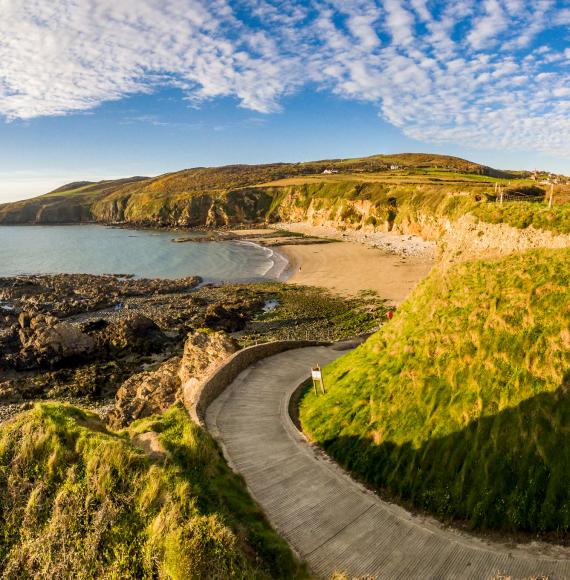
[1, 0, 569, 202]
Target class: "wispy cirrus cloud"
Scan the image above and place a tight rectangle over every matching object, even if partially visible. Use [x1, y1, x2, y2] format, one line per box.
[0, 0, 569, 157]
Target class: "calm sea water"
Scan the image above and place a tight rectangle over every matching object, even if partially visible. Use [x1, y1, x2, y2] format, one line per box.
[0, 225, 289, 282]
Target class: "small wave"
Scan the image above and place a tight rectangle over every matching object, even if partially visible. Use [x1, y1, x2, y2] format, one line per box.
[266, 248, 290, 280]
[234, 240, 289, 280]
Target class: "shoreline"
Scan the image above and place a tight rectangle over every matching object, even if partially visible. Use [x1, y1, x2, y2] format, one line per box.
[229, 226, 435, 304]
[278, 242, 433, 304]
[1, 221, 435, 304]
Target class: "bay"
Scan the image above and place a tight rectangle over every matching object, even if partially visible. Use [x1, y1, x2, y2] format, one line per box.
[0, 225, 288, 282]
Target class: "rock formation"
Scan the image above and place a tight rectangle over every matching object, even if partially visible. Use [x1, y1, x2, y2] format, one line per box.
[107, 329, 238, 428]
[106, 356, 181, 429]
[16, 312, 95, 369]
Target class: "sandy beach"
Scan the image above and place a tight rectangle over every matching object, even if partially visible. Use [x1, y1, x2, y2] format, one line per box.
[280, 242, 432, 304]
[229, 227, 434, 304]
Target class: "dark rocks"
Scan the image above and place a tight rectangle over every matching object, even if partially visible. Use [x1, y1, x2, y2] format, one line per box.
[107, 330, 238, 429]
[204, 304, 247, 333]
[0, 273, 201, 318]
[14, 312, 95, 369]
[102, 314, 170, 355]
[81, 319, 109, 333]
[0, 380, 22, 403]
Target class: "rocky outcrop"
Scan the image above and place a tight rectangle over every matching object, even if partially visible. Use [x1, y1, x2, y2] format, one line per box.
[107, 356, 182, 429]
[107, 330, 238, 428]
[15, 312, 95, 369]
[439, 214, 570, 265]
[102, 314, 170, 354]
[178, 330, 238, 410]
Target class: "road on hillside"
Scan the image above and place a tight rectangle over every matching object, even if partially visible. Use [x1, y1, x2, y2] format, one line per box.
[206, 346, 570, 579]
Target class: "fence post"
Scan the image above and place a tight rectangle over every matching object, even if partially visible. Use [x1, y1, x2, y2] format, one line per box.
[548, 183, 554, 209]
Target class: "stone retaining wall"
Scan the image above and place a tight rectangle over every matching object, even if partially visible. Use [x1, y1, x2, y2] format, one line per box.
[187, 340, 328, 426]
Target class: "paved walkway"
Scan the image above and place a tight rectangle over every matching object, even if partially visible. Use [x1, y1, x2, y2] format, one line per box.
[206, 346, 570, 579]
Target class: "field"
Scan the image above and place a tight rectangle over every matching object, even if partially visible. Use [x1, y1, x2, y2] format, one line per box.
[300, 248, 570, 535]
[0, 403, 305, 579]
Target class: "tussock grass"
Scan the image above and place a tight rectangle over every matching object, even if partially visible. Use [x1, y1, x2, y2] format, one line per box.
[300, 249, 570, 534]
[473, 201, 570, 235]
[0, 403, 304, 579]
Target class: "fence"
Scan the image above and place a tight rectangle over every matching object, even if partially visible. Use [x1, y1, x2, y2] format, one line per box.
[500, 193, 546, 203]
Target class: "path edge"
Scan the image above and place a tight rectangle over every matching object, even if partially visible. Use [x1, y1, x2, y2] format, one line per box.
[185, 339, 330, 426]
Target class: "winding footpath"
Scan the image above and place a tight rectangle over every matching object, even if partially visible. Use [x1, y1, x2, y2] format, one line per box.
[206, 346, 570, 579]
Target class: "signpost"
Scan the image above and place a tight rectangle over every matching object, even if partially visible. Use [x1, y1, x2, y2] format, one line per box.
[311, 365, 325, 395]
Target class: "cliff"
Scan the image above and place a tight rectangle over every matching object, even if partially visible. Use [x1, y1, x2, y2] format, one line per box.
[0, 153, 513, 227]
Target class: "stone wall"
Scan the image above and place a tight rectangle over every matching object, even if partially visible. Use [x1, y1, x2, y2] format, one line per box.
[186, 340, 328, 426]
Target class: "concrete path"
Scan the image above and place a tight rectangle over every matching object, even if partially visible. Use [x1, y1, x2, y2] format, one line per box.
[206, 346, 570, 579]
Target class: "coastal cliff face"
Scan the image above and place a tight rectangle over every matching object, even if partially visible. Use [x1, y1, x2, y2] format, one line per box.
[5, 178, 570, 265]
[0, 188, 275, 227]
[0, 152, 511, 227]
[3, 152, 569, 263]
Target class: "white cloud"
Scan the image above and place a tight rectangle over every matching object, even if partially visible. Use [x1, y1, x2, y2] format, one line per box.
[0, 0, 301, 118]
[0, 0, 570, 157]
[467, 0, 508, 50]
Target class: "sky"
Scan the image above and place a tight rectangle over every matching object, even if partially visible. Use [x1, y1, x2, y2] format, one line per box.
[0, 0, 569, 203]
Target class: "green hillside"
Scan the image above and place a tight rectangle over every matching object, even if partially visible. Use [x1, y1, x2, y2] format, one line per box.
[0, 177, 148, 224]
[300, 249, 570, 535]
[0, 153, 513, 226]
[2, 152, 569, 236]
[0, 403, 304, 579]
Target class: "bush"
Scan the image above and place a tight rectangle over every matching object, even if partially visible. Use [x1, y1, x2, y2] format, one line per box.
[0, 404, 304, 579]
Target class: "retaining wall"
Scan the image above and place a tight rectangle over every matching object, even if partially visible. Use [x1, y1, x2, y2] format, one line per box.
[187, 340, 329, 426]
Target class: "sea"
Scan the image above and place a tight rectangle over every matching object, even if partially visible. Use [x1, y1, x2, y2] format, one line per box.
[0, 225, 289, 282]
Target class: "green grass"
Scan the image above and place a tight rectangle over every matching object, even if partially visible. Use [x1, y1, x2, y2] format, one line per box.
[473, 201, 570, 235]
[234, 283, 388, 345]
[300, 249, 570, 535]
[3, 151, 569, 237]
[0, 403, 305, 579]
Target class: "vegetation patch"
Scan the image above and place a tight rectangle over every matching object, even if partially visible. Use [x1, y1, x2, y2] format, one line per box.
[300, 249, 570, 536]
[473, 201, 570, 235]
[0, 403, 305, 578]
[235, 284, 387, 345]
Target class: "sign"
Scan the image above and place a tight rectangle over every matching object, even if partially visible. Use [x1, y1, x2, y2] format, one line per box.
[311, 365, 325, 395]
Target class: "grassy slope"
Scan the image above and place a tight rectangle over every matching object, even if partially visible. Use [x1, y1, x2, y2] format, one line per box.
[300, 249, 570, 534]
[472, 201, 570, 235]
[0, 403, 304, 579]
[0, 153, 507, 223]
[2, 152, 570, 235]
[87, 153, 506, 223]
[0, 178, 148, 224]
